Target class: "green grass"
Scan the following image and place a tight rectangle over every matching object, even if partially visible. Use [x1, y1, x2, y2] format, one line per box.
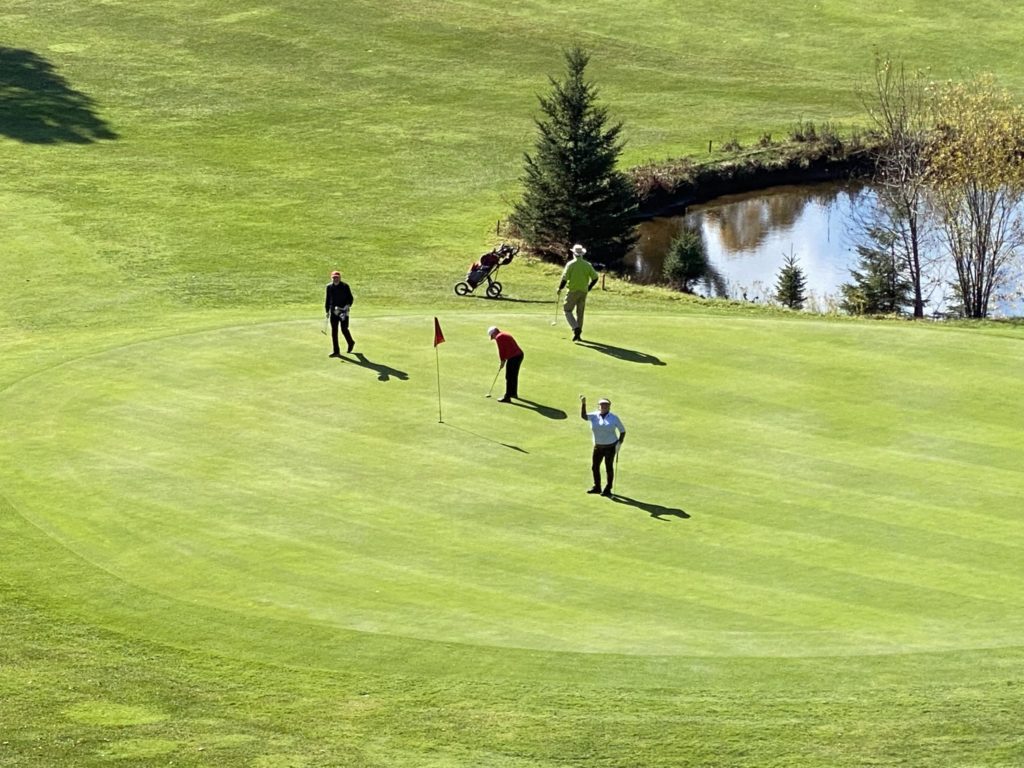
[3, 2, 1024, 766]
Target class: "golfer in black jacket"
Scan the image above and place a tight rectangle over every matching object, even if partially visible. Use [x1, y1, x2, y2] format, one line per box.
[325, 270, 355, 356]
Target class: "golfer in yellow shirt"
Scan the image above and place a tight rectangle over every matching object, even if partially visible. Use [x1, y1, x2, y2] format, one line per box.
[557, 243, 599, 341]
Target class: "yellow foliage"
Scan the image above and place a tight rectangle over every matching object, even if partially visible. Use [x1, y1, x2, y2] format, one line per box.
[927, 75, 1024, 191]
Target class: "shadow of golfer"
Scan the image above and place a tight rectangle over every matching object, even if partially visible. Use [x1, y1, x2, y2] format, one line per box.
[508, 398, 567, 420]
[339, 352, 409, 382]
[443, 423, 528, 453]
[610, 495, 690, 521]
[0, 47, 119, 143]
[576, 340, 666, 366]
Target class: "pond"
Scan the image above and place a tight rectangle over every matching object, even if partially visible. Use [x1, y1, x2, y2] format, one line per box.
[626, 183, 1023, 317]
[628, 182, 869, 310]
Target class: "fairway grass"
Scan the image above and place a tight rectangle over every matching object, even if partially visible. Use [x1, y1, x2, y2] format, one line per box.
[4, 1, 1024, 765]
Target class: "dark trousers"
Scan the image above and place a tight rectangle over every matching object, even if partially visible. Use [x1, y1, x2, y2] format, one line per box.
[504, 352, 523, 399]
[592, 442, 617, 490]
[330, 313, 354, 354]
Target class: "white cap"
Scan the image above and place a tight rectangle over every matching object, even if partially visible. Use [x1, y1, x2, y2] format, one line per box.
[598, 398, 610, 405]
[487, 326, 499, 338]
[571, 244, 587, 256]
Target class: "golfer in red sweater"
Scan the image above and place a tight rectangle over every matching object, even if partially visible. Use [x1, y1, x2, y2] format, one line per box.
[487, 326, 524, 403]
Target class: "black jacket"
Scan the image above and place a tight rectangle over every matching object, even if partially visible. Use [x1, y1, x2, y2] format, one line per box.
[325, 281, 354, 313]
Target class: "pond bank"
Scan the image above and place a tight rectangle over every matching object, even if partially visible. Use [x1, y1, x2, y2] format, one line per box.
[629, 135, 882, 220]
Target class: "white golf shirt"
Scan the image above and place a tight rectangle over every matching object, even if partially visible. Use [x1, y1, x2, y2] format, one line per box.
[586, 412, 625, 446]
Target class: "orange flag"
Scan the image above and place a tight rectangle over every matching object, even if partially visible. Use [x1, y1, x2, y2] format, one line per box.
[433, 317, 445, 347]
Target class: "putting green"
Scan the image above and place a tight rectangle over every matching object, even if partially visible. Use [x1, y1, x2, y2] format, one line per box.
[4, 313, 1024, 661]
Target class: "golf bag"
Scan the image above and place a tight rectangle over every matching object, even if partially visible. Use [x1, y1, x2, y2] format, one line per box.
[454, 243, 518, 298]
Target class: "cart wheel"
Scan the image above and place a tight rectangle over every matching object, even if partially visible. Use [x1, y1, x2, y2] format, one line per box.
[486, 282, 503, 298]
[454, 282, 472, 296]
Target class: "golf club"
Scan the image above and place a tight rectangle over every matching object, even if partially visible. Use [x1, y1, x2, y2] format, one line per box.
[321, 313, 329, 335]
[551, 292, 560, 325]
[484, 366, 501, 398]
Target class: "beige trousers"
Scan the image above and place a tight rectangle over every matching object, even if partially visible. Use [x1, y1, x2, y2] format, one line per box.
[562, 290, 588, 331]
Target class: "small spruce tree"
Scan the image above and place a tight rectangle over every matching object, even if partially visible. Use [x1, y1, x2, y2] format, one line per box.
[663, 228, 727, 296]
[775, 250, 808, 309]
[509, 45, 637, 269]
[840, 230, 913, 315]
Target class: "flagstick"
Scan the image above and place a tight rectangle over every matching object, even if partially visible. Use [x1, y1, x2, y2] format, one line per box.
[435, 346, 443, 423]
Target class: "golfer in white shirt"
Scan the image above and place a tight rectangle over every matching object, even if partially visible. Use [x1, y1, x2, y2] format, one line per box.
[580, 396, 626, 497]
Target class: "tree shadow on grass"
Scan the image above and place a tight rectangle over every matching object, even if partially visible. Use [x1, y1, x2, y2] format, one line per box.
[0, 47, 119, 143]
[610, 494, 690, 521]
[337, 352, 408, 382]
[507, 398, 567, 420]
[576, 339, 666, 366]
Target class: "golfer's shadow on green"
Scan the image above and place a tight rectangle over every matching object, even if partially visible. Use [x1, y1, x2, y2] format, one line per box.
[576, 340, 665, 366]
[339, 352, 409, 381]
[610, 495, 690, 521]
[508, 398, 567, 420]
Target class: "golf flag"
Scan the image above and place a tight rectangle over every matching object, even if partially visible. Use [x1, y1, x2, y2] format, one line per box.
[433, 317, 445, 347]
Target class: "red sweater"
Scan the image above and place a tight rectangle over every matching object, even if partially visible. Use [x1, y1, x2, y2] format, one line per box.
[493, 332, 523, 360]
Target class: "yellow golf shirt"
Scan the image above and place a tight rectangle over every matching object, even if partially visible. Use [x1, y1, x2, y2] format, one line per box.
[561, 257, 599, 291]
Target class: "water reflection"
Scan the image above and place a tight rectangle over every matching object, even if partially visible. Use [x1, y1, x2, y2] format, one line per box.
[706, 190, 808, 253]
[628, 182, 1024, 316]
[628, 183, 866, 307]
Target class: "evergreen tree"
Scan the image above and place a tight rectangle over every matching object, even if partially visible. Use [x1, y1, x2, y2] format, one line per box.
[663, 228, 727, 296]
[509, 45, 637, 269]
[774, 250, 807, 309]
[840, 230, 913, 315]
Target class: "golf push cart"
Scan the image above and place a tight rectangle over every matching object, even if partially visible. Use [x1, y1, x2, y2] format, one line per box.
[454, 243, 518, 298]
